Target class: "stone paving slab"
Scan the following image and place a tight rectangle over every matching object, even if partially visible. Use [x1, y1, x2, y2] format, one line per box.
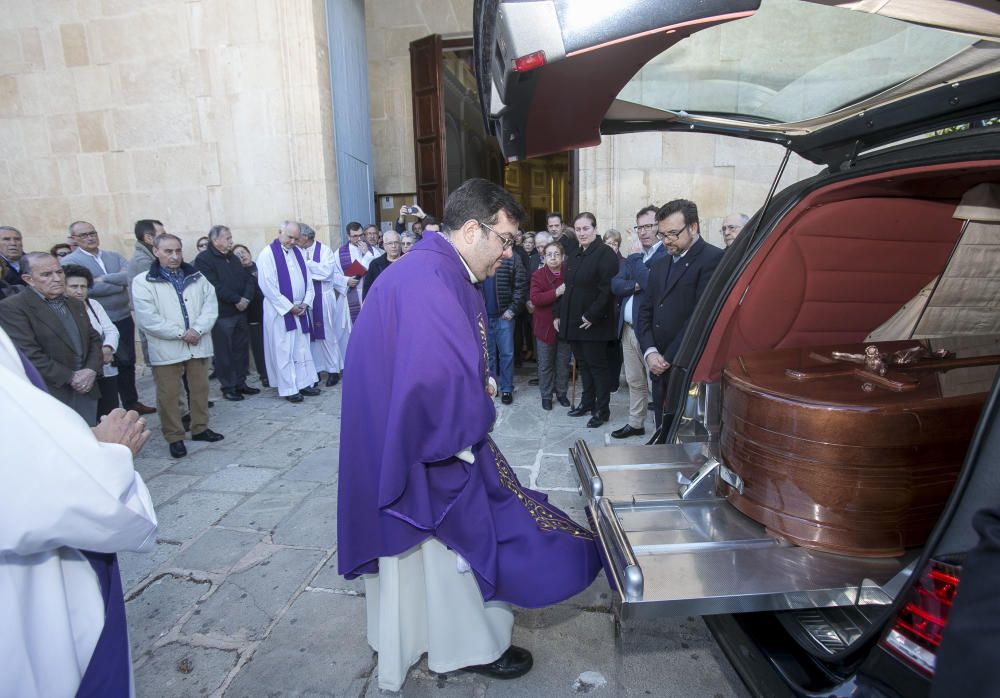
[119, 541, 182, 593]
[127, 574, 212, 654]
[144, 472, 201, 507]
[195, 464, 280, 493]
[169, 528, 264, 574]
[218, 478, 320, 531]
[271, 488, 339, 547]
[166, 447, 247, 476]
[181, 546, 326, 642]
[154, 491, 246, 542]
[310, 551, 365, 595]
[133, 642, 239, 698]
[282, 446, 339, 482]
[224, 589, 374, 697]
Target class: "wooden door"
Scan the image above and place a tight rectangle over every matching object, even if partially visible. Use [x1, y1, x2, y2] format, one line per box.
[410, 34, 446, 218]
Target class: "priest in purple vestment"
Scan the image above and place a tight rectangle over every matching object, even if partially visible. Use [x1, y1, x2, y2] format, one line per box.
[338, 178, 601, 691]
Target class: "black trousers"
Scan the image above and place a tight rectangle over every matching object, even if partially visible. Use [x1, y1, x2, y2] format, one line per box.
[247, 321, 267, 381]
[571, 340, 611, 417]
[96, 375, 120, 418]
[607, 338, 623, 391]
[112, 316, 138, 407]
[211, 313, 250, 390]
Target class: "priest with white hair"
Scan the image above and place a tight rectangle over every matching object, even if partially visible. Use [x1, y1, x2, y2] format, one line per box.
[297, 222, 345, 387]
[256, 221, 320, 403]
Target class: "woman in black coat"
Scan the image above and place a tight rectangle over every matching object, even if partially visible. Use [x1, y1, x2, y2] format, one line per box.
[557, 212, 620, 427]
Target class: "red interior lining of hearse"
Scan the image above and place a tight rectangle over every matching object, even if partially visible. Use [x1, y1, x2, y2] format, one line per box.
[693, 162, 1000, 384]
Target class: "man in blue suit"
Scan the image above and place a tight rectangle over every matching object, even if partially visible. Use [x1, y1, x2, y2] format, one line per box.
[609, 205, 667, 439]
[636, 199, 724, 429]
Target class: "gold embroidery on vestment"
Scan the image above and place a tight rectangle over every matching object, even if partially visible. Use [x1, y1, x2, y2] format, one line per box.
[487, 440, 593, 539]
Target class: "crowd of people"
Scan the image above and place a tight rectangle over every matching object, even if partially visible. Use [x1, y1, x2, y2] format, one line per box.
[0, 199, 748, 457]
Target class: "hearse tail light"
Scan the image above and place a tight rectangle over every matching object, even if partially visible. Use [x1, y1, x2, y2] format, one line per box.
[512, 51, 546, 73]
[881, 559, 961, 676]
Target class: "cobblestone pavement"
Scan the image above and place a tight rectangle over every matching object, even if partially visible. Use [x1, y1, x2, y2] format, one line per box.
[121, 366, 749, 697]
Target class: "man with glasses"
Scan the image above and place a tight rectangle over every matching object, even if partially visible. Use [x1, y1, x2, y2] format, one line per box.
[338, 178, 600, 692]
[481, 221, 527, 404]
[62, 220, 156, 415]
[363, 230, 402, 298]
[336, 221, 374, 327]
[609, 205, 668, 439]
[636, 199, 724, 431]
[722, 212, 749, 247]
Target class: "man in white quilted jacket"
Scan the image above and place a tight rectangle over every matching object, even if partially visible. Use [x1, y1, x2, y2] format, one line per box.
[132, 233, 223, 458]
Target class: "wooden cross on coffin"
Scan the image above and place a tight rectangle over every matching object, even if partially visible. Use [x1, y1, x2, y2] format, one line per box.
[785, 344, 919, 392]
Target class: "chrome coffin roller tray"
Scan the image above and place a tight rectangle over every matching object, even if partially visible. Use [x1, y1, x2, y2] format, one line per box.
[573, 441, 917, 619]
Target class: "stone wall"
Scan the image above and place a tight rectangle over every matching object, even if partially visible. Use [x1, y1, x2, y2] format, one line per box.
[578, 133, 823, 251]
[365, 0, 472, 196]
[0, 0, 338, 257]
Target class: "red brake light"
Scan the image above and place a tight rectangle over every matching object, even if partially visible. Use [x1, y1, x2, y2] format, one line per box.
[881, 560, 961, 676]
[511, 51, 546, 73]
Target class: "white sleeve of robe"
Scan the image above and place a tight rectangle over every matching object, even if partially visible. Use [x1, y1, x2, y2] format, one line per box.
[301, 256, 315, 309]
[0, 326, 158, 698]
[304, 243, 336, 282]
[331, 251, 349, 295]
[256, 245, 295, 317]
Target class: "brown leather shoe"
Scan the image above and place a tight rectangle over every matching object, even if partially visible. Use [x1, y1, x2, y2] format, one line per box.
[126, 402, 157, 415]
[463, 646, 533, 680]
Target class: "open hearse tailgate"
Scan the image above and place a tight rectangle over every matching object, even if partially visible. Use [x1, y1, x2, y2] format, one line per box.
[572, 440, 916, 620]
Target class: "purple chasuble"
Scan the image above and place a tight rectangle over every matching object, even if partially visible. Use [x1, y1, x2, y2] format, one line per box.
[309, 242, 326, 341]
[336, 233, 601, 608]
[17, 347, 131, 697]
[269, 239, 311, 334]
[338, 244, 363, 323]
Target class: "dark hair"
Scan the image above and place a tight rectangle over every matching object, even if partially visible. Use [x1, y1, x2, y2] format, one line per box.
[49, 243, 72, 257]
[441, 178, 526, 234]
[233, 244, 252, 257]
[196, 236, 209, 247]
[61, 263, 94, 288]
[208, 225, 230, 241]
[657, 199, 699, 228]
[573, 212, 597, 228]
[636, 205, 659, 221]
[543, 241, 565, 257]
[153, 233, 182, 249]
[346, 221, 362, 233]
[422, 215, 438, 226]
[19, 252, 55, 277]
[546, 212, 562, 223]
[134, 219, 163, 242]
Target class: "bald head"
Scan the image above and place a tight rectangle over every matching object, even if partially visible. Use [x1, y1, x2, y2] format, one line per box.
[279, 220, 301, 249]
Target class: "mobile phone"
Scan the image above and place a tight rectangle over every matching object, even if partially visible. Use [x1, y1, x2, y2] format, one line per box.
[403, 206, 417, 215]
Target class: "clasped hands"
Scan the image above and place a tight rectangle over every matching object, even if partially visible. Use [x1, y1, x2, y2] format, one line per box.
[289, 303, 308, 316]
[70, 368, 97, 393]
[92, 407, 151, 456]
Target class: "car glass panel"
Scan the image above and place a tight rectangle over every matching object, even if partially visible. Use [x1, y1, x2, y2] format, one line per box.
[618, 0, 978, 125]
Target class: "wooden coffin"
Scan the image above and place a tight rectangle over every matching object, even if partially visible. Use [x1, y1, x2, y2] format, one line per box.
[720, 337, 1000, 557]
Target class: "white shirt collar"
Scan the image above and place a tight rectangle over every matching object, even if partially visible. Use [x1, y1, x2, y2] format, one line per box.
[642, 240, 662, 262]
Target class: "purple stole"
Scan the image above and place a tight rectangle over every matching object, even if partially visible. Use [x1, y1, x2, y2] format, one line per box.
[309, 243, 326, 341]
[17, 349, 131, 697]
[270, 239, 311, 334]
[338, 244, 362, 323]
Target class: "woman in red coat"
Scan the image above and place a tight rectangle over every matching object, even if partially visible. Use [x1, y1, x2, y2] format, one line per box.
[529, 242, 572, 410]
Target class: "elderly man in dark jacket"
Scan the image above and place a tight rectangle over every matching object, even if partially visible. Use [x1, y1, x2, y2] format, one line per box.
[482, 252, 527, 404]
[194, 225, 259, 402]
[0, 252, 104, 425]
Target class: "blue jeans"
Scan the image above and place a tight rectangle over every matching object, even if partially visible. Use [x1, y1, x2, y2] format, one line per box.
[487, 316, 515, 393]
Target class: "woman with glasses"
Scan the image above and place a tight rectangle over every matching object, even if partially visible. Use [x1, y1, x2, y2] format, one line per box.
[529, 242, 572, 410]
[50, 243, 72, 259]
[557, 213, 619, 427]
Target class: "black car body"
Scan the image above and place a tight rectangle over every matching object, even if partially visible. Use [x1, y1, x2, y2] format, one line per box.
[475, 1, 1000, 695]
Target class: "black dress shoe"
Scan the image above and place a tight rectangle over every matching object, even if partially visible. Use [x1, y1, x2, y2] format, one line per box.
[586, 414, 608, 428]
[557, 395, 570, 408]
[542, 398, 552, 411]
[125, 402, 157, 415]
[325, 372, 340, 387]
[192, 428, 224, 442]
[208, 400, 215, 408]
[181, 413, 191, 431]
[567, 404, 594, 417]
[300, 386, 321, 397]
[286, 393, 304, 403]
[237, 385, 260, 395]
[463, 645, 533, 680]
[169, 441, 187, 458]
[222, 390, 245, 401]
[261, 378, 270, 388]
[501, 392, 513, 405]
[611, 424, 646, 439]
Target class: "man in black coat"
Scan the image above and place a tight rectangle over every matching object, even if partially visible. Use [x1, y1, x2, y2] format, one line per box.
[0, 252, 103, 425]
[194, 225, 259, 401]
[636, 199, 724, 429]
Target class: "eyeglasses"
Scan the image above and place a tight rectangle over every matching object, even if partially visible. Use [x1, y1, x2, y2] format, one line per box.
[73, 231, 99, 239]
[544, 252, 562, 259]
[634, 223, 657, 232]
[658, 225, 689, 241]
[479, 222, 515, 250]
